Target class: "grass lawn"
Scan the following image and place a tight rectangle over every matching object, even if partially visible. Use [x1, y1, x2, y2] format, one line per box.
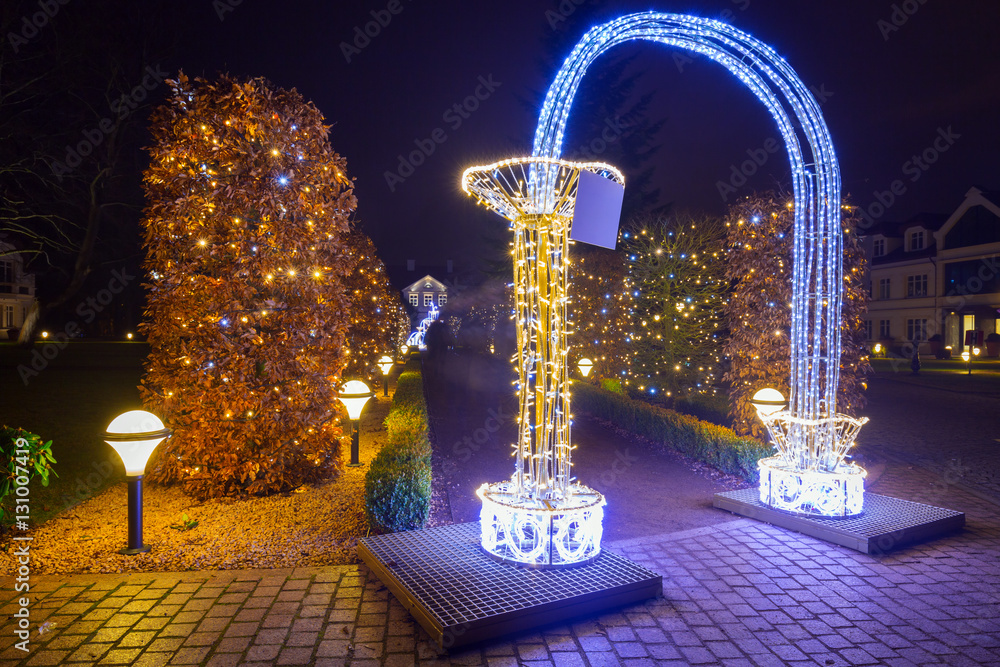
[0, 341, 147, 525]
[871, 356, 1000, 396]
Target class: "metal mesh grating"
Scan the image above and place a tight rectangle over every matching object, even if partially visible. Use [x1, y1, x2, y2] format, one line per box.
[359, 522, 661, 646]
[714, 489, 965, 553]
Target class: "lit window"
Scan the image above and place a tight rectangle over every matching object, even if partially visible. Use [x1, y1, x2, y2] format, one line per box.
[873, 238, 885, 257]
[409, 293, 418, 306]
[439, 293, 447, 305]
[906, 274, 928, 297]
[1, 305, 13, 328]
[424, 294, 433, 306]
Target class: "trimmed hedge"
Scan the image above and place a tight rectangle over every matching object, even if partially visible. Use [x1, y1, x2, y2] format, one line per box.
[572, 382, 772, 481]
[364, 365, 432, 533]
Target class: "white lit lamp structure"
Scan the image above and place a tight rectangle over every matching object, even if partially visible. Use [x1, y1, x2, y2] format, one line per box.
[338, 380, 373, 467]
[753, 384, 868, 517]
[963, 347, 980, 375]
[463, 157, 622, 567]
[577, 358, 594, 378]
[377, 355, 394, 397]
[751, 388, 787, 418]
[103, 410, 171, 555]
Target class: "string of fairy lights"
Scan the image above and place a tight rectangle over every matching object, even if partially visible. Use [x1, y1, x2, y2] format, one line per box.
[140, 75, 398, 494]
[532, 11, 845, 434]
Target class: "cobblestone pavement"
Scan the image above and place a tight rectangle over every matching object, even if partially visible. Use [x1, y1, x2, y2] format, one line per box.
[3, 368, 999, 665]
[2, 457, 998, 666]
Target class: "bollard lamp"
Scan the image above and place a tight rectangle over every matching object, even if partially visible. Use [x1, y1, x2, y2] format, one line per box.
[337, 380, 373, 466]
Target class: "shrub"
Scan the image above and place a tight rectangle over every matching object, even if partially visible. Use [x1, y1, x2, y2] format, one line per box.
[1, 427, 56, 527]
[364, 363, 432, 533]
[572, 382, 771, 481]
[140, 74, 356, 499]
[599, 378, 624, 394]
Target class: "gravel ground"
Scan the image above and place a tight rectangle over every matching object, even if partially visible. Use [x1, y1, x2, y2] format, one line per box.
[0, 393, 395, 575]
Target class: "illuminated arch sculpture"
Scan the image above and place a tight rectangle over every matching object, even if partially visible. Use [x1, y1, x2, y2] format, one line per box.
[463, 12, 867, 568]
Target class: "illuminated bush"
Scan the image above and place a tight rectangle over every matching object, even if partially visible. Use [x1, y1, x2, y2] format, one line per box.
[140, 74, 357, 498]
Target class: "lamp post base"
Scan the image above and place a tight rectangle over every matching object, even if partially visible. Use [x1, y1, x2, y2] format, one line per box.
[118, 544, 151, 555]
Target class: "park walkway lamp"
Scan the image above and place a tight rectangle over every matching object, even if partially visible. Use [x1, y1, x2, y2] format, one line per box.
[338, 380, 373, 466]
[377, 355, 394, 397]
[577, 358, 594, 378]
[751, 387, 786, 417]
[103, 410, 171, 555]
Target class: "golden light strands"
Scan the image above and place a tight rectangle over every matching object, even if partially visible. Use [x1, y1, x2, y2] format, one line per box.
[463, 156, 620, 567]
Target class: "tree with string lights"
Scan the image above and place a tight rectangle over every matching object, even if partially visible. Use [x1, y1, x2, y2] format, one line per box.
[140, 73, 357, 499]
[342, 228, 409, 382]
[622, 215, 727, 399]
[568, 246, 631, 382]
[723, 192, 870, 438]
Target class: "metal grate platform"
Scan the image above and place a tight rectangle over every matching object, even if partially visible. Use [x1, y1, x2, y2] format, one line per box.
[714, 489, 965, 554]
[358, 522, 662, 649]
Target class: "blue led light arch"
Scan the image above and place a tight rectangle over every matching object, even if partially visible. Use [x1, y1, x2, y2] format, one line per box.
[533, 12, 843, 430]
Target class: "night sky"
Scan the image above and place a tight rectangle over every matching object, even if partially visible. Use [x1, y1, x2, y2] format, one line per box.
[30, 0, 1000, 268]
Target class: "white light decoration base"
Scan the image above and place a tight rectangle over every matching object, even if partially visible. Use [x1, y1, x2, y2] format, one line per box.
[478, 481, 605, 568]
[758, 456, 866, 518]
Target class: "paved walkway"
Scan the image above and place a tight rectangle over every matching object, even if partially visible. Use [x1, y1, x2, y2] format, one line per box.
[3, 359, 1000, 666]
[2, 458, 998, 666]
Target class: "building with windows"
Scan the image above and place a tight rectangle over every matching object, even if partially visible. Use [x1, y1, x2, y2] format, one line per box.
[402, 274, 448, 319]
[0, 242, 37, 340]
[863, 187, 1000, 355]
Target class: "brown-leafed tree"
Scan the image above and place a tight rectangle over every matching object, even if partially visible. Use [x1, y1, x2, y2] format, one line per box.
[723, 192, 870, 437]
[342, 228, 409, 382]
[140, 73, 357, 498]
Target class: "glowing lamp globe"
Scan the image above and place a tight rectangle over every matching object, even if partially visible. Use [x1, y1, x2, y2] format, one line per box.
[750, 388, 786, 418]
[578, 358, 594, 378]
[103, 410, 171, 476]
[961, 351, 971, 362]
[338, 380, 374, 420]
[377, 355, 394, 376]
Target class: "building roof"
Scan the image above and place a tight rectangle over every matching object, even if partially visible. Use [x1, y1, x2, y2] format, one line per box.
[402, 274, 447, 293]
